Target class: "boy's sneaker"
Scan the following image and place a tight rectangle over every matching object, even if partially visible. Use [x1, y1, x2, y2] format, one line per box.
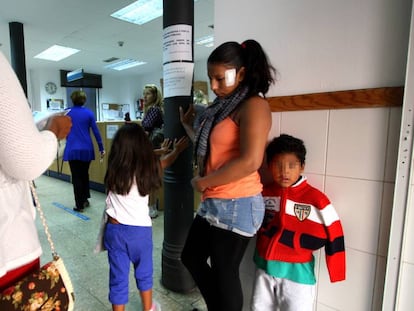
[150, 300, 161, 311]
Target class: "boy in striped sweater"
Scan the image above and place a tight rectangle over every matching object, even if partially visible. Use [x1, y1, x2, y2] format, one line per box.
[251, 134, 346, 311]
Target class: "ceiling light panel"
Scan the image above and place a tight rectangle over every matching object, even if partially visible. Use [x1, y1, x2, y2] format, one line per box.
[195, 35, 214, 47]
[104, 59, 147, 71]
[34, 45, 80, 61]
[111, 0, 163, 25]
[111, 0, 200, 25]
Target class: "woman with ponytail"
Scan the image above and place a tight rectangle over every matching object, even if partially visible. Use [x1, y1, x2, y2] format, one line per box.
[180, 39, 276, 311]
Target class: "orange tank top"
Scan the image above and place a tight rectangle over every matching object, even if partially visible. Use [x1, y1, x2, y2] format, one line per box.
[202, 117, 262, 200]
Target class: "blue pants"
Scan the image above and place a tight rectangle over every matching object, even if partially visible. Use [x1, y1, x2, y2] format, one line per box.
[104, 223, 153, 305]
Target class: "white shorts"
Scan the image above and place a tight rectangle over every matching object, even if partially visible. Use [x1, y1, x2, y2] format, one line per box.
[251, 268, 315, 311]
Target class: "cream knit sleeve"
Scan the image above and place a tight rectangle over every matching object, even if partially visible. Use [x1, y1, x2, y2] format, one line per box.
[0, 52, 57, 181]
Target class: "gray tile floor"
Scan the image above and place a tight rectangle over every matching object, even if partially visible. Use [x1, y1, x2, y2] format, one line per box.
[34, 175, 207, 311]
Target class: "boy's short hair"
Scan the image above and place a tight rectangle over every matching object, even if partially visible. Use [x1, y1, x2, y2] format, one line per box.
[266, 134, 307, 165]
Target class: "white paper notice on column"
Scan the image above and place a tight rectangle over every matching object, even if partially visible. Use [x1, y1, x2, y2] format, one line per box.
[163, 62, 194, 98]
[163, 24, 192, 63]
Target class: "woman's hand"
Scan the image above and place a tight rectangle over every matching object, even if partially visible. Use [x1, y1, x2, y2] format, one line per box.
[99, 150, 105, 163]
[179, 104, 196, 127]
[47, 115, 72, 140]
[179, 104, 196, 142]
[191, 175, 207, 193]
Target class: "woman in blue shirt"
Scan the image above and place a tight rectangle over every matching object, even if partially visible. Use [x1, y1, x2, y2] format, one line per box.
[63, 90, 105, 212]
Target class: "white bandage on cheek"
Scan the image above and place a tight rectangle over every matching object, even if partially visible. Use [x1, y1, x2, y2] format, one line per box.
[225, 68, 236, 87]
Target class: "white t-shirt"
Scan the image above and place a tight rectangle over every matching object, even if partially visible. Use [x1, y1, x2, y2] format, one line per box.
[105, 182, 152, 227]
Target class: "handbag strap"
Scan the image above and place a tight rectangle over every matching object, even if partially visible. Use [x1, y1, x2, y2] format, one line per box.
[29, 180, 59, 260]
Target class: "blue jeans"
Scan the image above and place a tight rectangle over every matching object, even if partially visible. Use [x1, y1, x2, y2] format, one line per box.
[197, 194, 265, 237]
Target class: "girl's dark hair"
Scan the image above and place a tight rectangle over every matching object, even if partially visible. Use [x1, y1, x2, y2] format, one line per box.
[104, 123, 162, 196]
[207, 39, 276, 97]
[266, 134, 307, 165]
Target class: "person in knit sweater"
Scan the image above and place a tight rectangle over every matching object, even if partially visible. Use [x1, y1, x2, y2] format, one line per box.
[251, 134, 346, 311]
[0, 51, 72, 291]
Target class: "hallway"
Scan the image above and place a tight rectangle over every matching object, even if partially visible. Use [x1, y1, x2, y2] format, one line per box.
[34, 175, 207, 311]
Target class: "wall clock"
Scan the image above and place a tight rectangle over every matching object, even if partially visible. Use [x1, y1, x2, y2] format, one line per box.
[45, 82, 57, 95]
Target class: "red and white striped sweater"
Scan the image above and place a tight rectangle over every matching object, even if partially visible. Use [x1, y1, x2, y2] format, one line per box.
[256, 176, 346, 282]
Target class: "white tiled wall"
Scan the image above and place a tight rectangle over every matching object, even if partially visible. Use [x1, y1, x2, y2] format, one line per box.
[325, 176, 383, 253]
[240, 106, 402, 310]
[318, 248, 377, 310]
[326, 108, 389, 181]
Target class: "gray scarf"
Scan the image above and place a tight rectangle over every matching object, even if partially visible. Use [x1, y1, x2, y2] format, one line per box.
[194, 86, 249, 176]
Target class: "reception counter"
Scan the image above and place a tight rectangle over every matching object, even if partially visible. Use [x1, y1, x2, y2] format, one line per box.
[46, 121, 121, 192]
[45, 121, 200, 211]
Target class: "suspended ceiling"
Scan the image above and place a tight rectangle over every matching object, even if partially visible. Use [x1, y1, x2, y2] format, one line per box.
[0, 0, 214, 77]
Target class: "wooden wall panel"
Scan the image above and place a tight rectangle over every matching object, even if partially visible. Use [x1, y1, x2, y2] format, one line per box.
[267, 86, 404, 112]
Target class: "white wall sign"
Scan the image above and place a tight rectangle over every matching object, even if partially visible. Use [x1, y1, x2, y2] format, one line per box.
[163, 24, 192, 63]
[163, 62, 194, 98]
[106, 124, 119, 139]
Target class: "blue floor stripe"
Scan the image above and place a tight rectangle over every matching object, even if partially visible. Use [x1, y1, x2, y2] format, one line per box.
[52, 202, 90, 221]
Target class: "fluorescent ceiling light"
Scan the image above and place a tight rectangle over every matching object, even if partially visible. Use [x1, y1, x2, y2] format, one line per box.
[196, 35, 214, 47]
[111, 0, 163, 25]
[104, 59, 147, 71]
[34, 45, 80, 61]
[111, 0, 199, 25]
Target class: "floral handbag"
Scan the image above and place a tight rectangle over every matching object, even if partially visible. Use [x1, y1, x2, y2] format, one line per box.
[0, 181, 75, 311]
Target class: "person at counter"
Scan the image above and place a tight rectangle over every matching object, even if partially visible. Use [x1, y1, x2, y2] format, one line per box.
[141, 84, 164, 149]
[63, 90, 105, 212]
[141, 84, 164, 218]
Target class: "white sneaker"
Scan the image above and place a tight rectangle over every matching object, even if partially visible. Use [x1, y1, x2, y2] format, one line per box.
[150, 300, 161, 311]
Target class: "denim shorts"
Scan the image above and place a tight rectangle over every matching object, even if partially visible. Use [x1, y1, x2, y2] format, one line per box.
[197, 194, 265, 237]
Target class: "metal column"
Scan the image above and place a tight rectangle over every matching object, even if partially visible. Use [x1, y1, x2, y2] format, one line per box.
[9, 22, 28, 97]
[161, 0, 196, 293]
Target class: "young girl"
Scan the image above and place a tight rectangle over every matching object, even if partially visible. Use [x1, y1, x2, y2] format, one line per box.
[180, 39, 276, 310]
[103, 123, 162, 311]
